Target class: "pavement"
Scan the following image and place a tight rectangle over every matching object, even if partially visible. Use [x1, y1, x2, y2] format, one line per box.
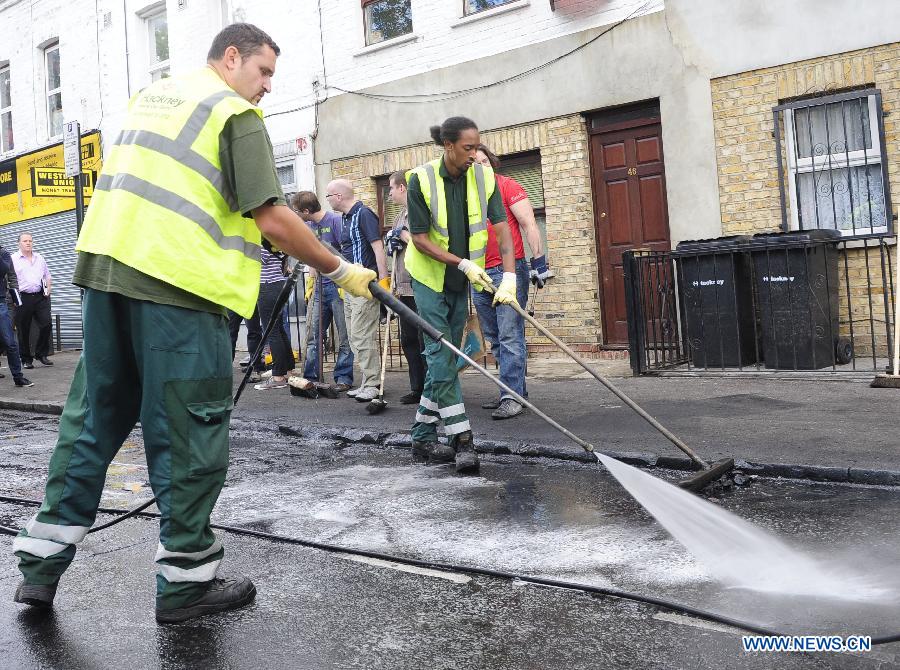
[3, 414, 900, 668]
[4, 348, 900, 485]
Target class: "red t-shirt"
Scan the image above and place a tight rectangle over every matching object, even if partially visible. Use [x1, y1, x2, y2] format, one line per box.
[484, 174, 528, 268]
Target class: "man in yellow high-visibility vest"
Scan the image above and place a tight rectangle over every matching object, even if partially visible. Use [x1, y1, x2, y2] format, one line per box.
[12, 23, 375, 624]
[405, 117, 517, 474]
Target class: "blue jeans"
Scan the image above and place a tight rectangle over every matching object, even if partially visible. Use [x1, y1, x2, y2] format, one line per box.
[303, 281, 354, 385]
[0, 303, 24, 379]
[471, 259, 530, 401]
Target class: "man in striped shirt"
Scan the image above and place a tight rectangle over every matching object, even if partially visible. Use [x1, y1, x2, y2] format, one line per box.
[327, 179, 387, 402]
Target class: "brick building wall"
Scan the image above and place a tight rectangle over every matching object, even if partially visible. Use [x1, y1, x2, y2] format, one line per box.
[711, 44, 900, 356]
[331, 114, 610, 354]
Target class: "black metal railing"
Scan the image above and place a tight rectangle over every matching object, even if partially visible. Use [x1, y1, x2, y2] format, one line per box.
[624, 234, 896, 375]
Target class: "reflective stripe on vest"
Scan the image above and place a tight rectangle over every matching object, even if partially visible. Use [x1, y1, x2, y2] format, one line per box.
[404, 158, 494, 293]
[76, 68, 263, 317]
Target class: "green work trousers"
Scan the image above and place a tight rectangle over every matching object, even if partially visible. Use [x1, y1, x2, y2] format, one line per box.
[410, 278, 471, 443]
[14, 288, 234, 610]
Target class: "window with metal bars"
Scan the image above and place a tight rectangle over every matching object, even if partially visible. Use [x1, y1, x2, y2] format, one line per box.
[775, 88, 892, 237]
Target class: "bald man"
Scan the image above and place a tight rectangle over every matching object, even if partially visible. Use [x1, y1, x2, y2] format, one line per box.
[326, 179, 387, 401]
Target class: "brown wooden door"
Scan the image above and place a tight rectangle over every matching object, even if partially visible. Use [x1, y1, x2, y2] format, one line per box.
[590, 115, 671, 345]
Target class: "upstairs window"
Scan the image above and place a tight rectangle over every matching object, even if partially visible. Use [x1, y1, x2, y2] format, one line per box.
[464, 0, 517, 15]
[363, 0, 412, 46]
[778, 89, 891, 237]
[44, 43, 62, 138]
[146, 8, 170, 81]
[0, 65, 12, 153]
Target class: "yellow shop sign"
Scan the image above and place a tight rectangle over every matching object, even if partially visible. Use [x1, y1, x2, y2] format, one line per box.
[0, 130, 101, 226]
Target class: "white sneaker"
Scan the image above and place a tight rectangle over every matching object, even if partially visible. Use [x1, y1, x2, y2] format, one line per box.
[354, 387, 380, 402]
[346, 387, 363, 398]
[254, 377, 288, 391]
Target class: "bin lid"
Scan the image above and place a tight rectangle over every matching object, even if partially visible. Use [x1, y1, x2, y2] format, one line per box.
[750, 229, 842, 247]
[675, 235, 752, 254]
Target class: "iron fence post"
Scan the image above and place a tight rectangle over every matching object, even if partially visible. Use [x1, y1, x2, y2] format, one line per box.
[623, 250, 645, 376]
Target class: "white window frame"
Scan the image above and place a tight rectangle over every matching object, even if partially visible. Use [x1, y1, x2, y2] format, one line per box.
[273, 139, 299, 197]
[363, 0, 413, 47]
[462, 0, 518, 17]
[784, 93, 887, 237]
[44, 42, 62, 139]
[145, 6, 170, 82]
[0, 64, 12, 154]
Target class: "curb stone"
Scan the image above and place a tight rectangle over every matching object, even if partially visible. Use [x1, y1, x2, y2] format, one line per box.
[0, 400, 64, 415]
[5, 399, 900, 487]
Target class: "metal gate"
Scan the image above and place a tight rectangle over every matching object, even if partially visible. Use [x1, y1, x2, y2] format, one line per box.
[0, 211, 82, 349]
[624, 235, 896, 375]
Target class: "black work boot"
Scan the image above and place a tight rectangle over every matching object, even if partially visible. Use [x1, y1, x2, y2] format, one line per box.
[13, 581, 57, 608]
[411, 440, 431, 462]
[427, 442, 456, 464]
[155, 576, 256, 624]
[453, 431, 479, 474]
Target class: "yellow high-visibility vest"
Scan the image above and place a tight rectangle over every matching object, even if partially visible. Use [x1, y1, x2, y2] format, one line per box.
[404, 158, 494, 293]
[76, 67, 263, 317]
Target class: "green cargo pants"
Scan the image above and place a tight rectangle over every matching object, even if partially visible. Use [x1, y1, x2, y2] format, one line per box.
[410, 279, 471, 443]
[14, 288, 234, 610]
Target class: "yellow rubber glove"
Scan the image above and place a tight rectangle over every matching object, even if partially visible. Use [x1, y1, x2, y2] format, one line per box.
[324, 258, 377, 299]
[457, 258, 494, 293]
[492, 272, 517, 306]
[378, 276, 391, 291]
[304, 276, 315, 302]
[338, 288, 344, 300]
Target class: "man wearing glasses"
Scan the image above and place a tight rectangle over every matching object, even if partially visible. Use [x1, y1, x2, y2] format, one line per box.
[326, 179, 387, 402]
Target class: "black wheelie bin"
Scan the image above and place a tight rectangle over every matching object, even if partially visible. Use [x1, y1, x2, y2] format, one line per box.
[749, 229, 851, 369]
[676, 236, 757, 368]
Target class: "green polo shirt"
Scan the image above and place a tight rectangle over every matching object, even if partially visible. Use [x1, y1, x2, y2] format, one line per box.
[73, 109, 285, 314]
[407, 158, 506, 293]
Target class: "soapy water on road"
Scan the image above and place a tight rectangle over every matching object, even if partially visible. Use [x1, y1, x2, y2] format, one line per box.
[596, 453, 897, 602]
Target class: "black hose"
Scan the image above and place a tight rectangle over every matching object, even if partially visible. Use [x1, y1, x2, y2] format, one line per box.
[25, 268, 307, 539]
[1, 493, 898, 644]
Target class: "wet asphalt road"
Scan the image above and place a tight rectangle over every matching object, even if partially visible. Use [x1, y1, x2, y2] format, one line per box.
[2, 410, 900, 669]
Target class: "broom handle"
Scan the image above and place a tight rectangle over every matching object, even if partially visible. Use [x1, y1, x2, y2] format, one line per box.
[894, 229, 900, 377]
[376, 252, 397, 398]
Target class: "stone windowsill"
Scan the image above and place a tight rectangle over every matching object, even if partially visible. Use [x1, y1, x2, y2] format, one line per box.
[354, 32, 418, 57]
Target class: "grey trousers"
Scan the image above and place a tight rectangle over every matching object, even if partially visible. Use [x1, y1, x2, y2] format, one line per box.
[343, 292, 381, 389]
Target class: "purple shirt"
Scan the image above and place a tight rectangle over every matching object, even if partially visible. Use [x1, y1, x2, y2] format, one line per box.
[307, 211, 343, 286]
[12, 251, 51, 294]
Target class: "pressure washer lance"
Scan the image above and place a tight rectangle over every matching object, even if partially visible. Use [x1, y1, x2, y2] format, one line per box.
[368, 282, 602, 457]
[496, 286, 734, 491]
[367, 253, 398, 415]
